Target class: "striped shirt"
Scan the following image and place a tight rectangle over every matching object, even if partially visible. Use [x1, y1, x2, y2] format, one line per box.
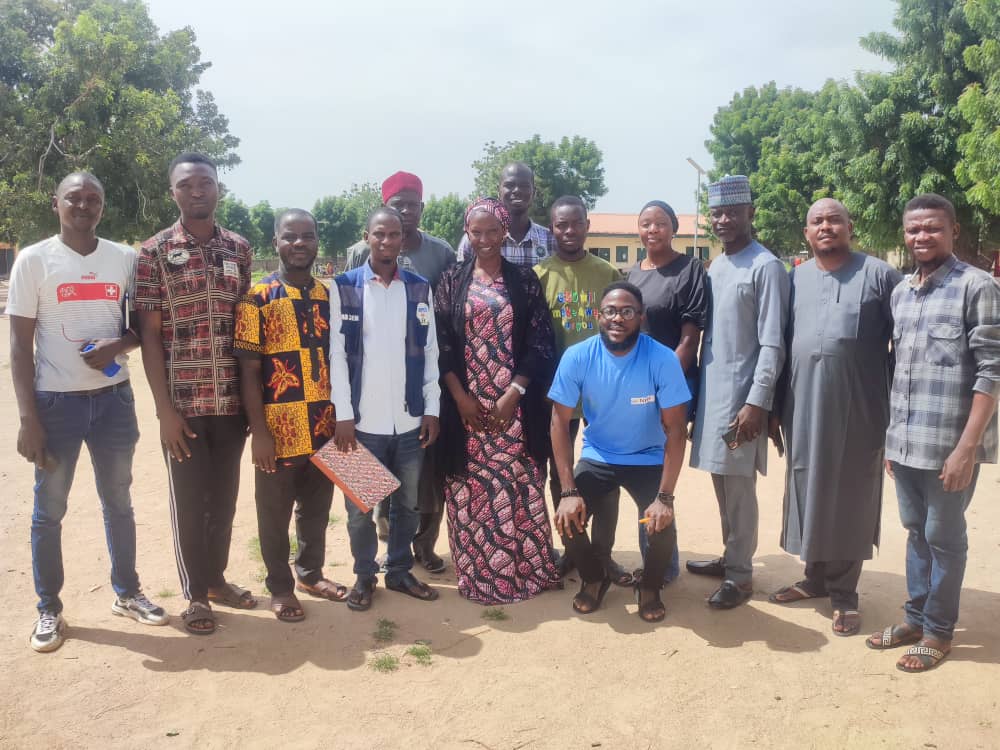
[456, 220, 554, 266]
[134, 221, 251, 418]
[886, 255, 1000, 469]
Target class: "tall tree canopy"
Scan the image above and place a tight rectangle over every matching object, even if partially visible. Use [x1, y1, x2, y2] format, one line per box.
[956, 0, 1000, 219]
[706, 82, 841, 254]
[421, 193, 466, 250]
[471, 135, 607, 225]
[312, 182, 381, 263]
[0, 0, 238, 246]
[836, 0, 984, 254]
[704, 0, 1000, 262]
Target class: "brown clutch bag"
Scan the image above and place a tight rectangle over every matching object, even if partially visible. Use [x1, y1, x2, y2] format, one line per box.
[310, 437, 401, 513]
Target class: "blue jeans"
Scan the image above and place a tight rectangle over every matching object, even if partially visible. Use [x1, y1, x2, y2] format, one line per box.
[891, 462, 980, 642]
[347, 428, 423, 586]
[31, 384, 141, 614]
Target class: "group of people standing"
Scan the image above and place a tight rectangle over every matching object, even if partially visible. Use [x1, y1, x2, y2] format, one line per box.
[10, 154, 999, 676]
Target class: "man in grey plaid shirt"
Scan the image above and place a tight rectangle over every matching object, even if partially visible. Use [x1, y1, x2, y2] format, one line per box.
[456, 163, 554, 266]
[867, 193, 1000, 673]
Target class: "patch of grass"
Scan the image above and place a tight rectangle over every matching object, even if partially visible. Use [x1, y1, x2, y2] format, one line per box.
[247, 536, 263, 563]
[156, 588, 176, 599]
[250, 269, 271, 284]
[369, 653, 399, 673]
[373, 618, 398, 643]
[328, 513, 341, 527]
[481, 607, 509, 622]
[247, 536, 267, 581]
[406, 644, 432, 666]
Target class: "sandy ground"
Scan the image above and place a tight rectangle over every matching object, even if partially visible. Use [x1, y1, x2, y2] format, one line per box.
[1, 321, 998, 750]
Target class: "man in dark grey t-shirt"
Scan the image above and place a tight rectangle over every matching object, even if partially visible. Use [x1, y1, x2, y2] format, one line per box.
[342, 171, 455, 286]
[342, 171, 456, 572]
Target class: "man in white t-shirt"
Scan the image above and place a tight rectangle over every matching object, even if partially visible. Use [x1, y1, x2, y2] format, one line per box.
[8, 172, 168, 653]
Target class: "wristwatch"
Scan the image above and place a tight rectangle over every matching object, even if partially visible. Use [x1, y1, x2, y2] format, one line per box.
[559, 488, 582, 499]
[510, 381, 526, 396]
[656, 491, 675, 506]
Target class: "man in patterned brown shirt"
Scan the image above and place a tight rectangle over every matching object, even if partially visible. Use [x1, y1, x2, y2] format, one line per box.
[135, 152, 256, 635]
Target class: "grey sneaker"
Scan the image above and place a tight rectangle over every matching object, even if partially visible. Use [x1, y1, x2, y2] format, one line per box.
[112, 592, 169, 626]
[30, 611, 66, 653]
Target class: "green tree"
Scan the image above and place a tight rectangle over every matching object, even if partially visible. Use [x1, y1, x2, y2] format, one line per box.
[471, 135, 607, 224]
[249, 200, 275, 257]
[421, 193, 466, 249]
[312, 182, 381, 264]
[706, 82, 815, 178]
[0, 0, 239, 246]
[828, 0, 988, 257]
[956, 0, 1000, 230]
[706, 82, 843, 254]
[703, 1, 1000, 262]
[216, 195, 259, 249]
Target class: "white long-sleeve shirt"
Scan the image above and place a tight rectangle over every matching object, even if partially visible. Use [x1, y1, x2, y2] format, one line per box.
[329, 265, 440, 436]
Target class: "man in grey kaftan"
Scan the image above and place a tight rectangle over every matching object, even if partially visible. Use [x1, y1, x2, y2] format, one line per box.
[768, 199, 902, 635]
[688, 175, 790, 609]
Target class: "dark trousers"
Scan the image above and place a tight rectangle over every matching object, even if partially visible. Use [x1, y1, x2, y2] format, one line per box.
[254, 460, 333, 595]
[550, 420, 621, 563]
[163, 414, 247, 602]
[801, 559, 864, 611]
[413, 442, 444, 557]
[560, 459, 675, 589]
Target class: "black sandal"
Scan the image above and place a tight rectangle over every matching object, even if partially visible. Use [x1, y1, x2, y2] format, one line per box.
[635, 585, 666, 623]
[385, 572, 439, 601]
[181, 601, 216, 635]
[346, 578, 377, 612]
[572, 578, 611, 615]
[607, 560, 634, 587]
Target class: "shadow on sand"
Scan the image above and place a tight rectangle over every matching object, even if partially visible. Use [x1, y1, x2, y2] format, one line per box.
[66, 548, 1000, 672]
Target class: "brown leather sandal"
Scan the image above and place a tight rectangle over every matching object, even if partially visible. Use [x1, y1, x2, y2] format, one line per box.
[270, 593, 305, 623]
[296, 578, 348, 602]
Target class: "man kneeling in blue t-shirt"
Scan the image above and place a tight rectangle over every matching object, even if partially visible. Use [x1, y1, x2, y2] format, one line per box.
[549, 282, 691, 622]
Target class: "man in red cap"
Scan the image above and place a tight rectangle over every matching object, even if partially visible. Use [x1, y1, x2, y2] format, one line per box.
[344, 172, 455, 286]
[344, 171, 456, 573]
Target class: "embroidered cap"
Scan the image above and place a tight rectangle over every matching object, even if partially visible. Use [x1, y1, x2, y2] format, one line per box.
[707, 175, 752, 208]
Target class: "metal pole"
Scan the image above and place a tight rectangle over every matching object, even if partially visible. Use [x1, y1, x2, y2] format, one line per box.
[686, 157, 706, 260]
[693, 171, 700, 260]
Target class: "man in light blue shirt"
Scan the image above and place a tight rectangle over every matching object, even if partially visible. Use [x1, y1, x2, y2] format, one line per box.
[549, 281, 690, 623]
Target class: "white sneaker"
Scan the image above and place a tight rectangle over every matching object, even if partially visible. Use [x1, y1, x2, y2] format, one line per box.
[30, 611, 66, 653]
[112, 592, 169, 626]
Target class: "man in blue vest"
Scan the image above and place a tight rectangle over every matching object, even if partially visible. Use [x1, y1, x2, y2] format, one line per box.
[329, 207, 441, 611]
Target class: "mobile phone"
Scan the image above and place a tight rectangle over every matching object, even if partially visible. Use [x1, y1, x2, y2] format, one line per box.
[721, 426, 740, 450]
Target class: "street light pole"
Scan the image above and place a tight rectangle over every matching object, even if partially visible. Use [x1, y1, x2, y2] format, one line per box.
[686, 157, 706, 260]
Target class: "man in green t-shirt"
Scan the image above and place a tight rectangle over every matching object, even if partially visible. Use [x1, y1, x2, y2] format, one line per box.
[534, 196, 627, 583]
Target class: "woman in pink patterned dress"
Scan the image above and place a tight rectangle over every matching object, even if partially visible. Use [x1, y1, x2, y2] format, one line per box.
[434, 198, 560, 604]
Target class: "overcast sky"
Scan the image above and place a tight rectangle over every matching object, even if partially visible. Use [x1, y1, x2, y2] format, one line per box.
[144, 0, 897, 215]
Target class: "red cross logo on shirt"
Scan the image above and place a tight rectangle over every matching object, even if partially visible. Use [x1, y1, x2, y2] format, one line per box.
[105, 284, 118, 298]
